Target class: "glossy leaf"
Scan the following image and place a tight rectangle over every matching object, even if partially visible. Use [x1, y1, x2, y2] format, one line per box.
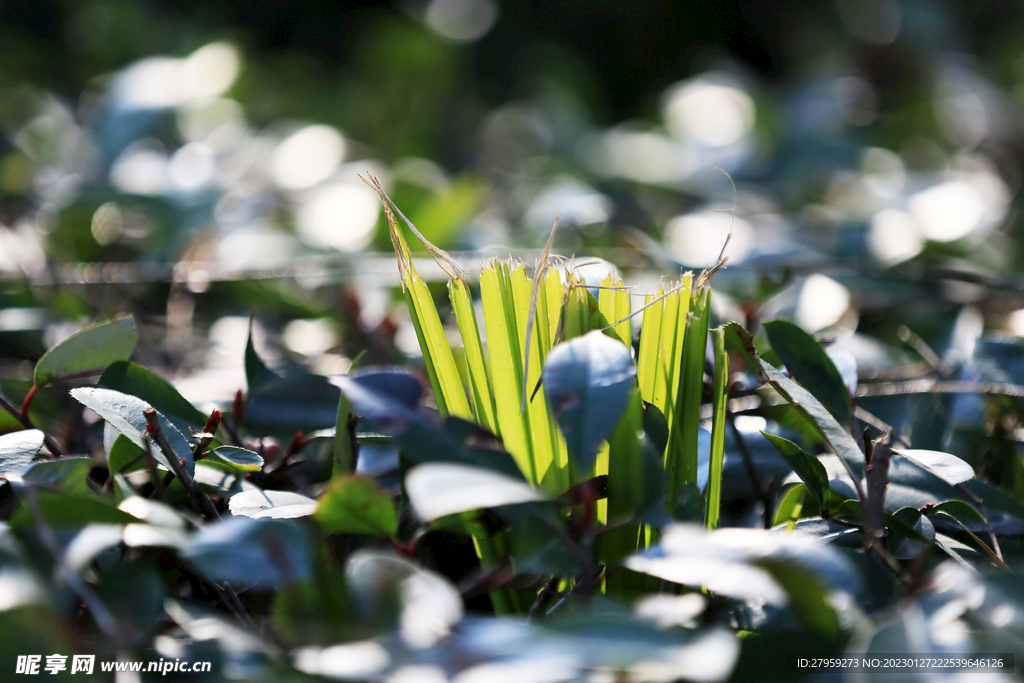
[209, 446, 263, 472]
[774, 483, 812, 528]
[346, 549, 463, 649]
[890, 507, 935, 560]
[894, 449, 975, 485]
[244, 372, 342, 436]
[315, 475, 397, 539]
[763, 319, 852, 426]
[193, 463, 259, 498]
[759, 358, 865, 484]
[332, 368, 423, 428]
[336, 368, 523, 478]
[405, 462, 546, 522]
[99, 361, 206, 432]
[229, 489, 317, 519]
[34, 316, 137, 386]
[20, 457, 96, 497]
[626, 523, 860, 631]
[183, 517, 312, 588]
[71, 387, 194, 477]
[543, 330, 636, 475]
[106, 433, 146, 474]
[762, 432, 830, 508]
[928, 499, 986, 524]
[244, 316, 279, 394]
[0, 429, 43, 478]
[9, 492, 140, 529]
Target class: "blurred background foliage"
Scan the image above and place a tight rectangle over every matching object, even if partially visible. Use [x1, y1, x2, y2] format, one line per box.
[4, 0, 1024, 450]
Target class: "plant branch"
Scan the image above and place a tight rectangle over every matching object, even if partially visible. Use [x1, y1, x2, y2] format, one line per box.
[140, 435, 168, 503]
[545, 563, 604, 617]
[725, 408, 774, 529]
[0, 388, 64, 457]
[22, 486, 123, 645]
[856, 378, 1024, 399]
[142, 409, 220, 521]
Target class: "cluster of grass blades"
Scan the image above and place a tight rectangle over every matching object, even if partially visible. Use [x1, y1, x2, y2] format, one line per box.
[361, 173, 731, 607]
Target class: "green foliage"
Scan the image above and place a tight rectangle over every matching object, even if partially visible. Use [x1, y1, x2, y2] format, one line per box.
[33, 317, 137, 387]
[315, 475, 398, 539]
[763, 319, 852, 426]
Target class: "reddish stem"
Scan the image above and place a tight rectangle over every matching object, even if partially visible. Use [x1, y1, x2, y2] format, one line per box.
[20, 384, 39, 420]
[22, 367, 107, 419]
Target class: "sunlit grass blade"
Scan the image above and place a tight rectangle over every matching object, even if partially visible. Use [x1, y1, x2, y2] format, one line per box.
[563, 273, 591, 342]
[509, 263, 562, 490]
[449, 278, 499, 434]
[705, 326, 729, 529]
[382, 197, 473, 421]
[636, 290, 663, 406]
[670, 283, 709, 505]
[594, 274, 631, 524]
[521, 215, 560, 414]
[479, 261, 536, 482]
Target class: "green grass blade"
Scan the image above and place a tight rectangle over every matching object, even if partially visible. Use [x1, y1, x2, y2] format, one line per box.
[670, 284, 710, 504]
[449, 278, 499, 434]
[509, 264, 561, 489]
[636, 291, 662, 405]
[402, 270, 473, 420]
[705, 326, 729, 529]
[564, 275, 591, 342]
[382, 192, 472, 421]
[480, 261, 536, 482]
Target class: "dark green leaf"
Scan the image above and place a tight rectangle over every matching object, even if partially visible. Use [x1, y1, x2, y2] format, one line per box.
[10, 492, 140, 529]
[928, 499, 986, 524]
[759, 359, 865, 484]
[774, 483, 813, 526]
[245, 315, 280, 394]
[244, 373, 341, 437]
[890, 507, 934, 559]
[335, 368, 424, 421]
[0, 429, 43, 478]
[755, 557, 841, 637]
[763, 319, 852, 426]
[723, 321, 759, 372]
[70, 387, 194, 477]
[183, 517, 312, 588]
[95, 558, 164, 636]
[641, 402, 669, 457]
[762, 432, 830, 508]
[336, 369, 523, 478]
[543, 330, 637, 475]
[831, 498, 932, 545]
[107, 434, 146, 474]
[20, 457, 95, 497]
[99, 361, 206, 433]
[315, 475, 397, 538]
[34, 316, 137, 386]
[334, 391, 356, 474]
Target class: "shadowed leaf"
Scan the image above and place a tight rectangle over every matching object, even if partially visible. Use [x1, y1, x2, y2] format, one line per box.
[34, 316, 137, 386]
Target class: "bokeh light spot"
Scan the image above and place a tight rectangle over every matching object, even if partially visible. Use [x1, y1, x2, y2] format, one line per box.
[272, 125, 347, 191]
[295, 182, 379, 252]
